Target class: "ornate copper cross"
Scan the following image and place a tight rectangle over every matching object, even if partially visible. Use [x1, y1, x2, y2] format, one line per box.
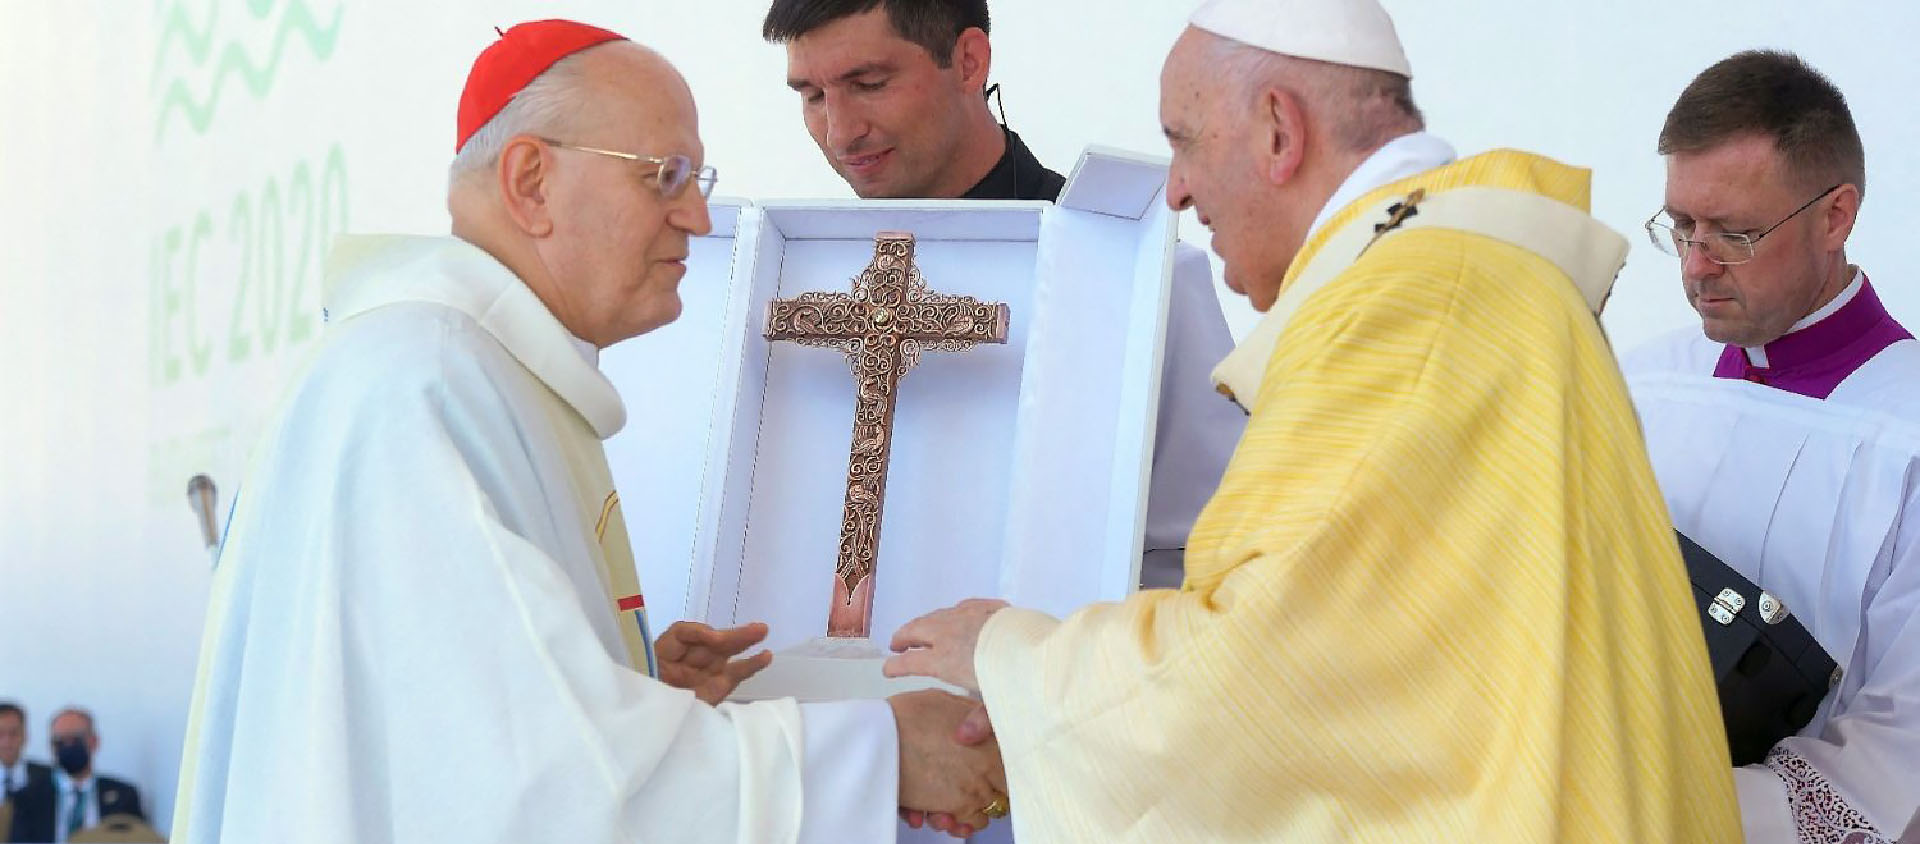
[764, 232, 1010, 639]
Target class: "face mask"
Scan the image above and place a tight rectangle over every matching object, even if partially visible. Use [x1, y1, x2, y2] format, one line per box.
[52, 739, 89, 776]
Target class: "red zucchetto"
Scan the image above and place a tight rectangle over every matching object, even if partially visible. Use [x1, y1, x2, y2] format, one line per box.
[456, 19, 628, 152]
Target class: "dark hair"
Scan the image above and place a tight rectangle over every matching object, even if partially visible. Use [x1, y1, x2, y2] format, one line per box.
[1659, 50, 1865, 199]
[763, 0, 989, 67]
[0, 702, 22, 725]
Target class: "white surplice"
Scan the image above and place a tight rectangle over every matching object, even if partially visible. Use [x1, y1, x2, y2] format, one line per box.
[1625, 326, 1920, 843]
[172, 235, 897, 844]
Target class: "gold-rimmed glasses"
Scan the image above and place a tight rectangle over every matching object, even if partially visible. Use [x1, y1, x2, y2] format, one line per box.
[540, 138, 718, 199]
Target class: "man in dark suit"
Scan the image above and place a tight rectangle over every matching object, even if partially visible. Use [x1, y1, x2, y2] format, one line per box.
[2, 701, 56, 844]
[7, 708, 144, 843]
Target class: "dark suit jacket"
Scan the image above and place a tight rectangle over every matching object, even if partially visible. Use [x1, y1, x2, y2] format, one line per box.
[3, 761, 53, 802]
[4, 762, 54, 843]
[7, 771, 143, 843]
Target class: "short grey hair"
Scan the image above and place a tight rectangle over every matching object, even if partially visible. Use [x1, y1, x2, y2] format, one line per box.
[448, 49, 599, 189]
[1208, 33, 1423, 153]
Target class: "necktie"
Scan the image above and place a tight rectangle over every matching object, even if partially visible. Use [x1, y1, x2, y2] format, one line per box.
[3, 767, 14, 794]
[66, 783, 88, 838]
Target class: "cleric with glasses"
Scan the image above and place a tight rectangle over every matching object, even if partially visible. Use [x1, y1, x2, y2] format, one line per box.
[540, 135, 719, 200]
[1646, 182, 1839, 267]
[1621, 50, 1920, 843]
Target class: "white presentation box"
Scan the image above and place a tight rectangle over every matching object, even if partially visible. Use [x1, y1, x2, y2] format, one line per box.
[605, 147, 1179, 701]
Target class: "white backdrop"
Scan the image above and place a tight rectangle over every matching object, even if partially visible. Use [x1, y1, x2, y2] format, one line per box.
[3, 0, 1915, 829]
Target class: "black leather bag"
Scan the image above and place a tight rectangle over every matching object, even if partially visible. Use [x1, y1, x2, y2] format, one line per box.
[1677, 531, 1840, 766]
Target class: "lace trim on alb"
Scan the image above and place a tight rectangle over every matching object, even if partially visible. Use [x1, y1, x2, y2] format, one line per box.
[1763, 746, 1888, 844]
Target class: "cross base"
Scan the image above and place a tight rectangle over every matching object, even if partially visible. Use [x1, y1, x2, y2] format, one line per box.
[726, 636, 962, 703]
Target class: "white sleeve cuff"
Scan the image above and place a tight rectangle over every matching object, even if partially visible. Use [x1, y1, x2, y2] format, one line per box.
[1733, 763, 1795, 844]
[796, 700, 898, 844]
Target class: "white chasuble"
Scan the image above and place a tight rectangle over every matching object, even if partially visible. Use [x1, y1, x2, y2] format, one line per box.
[172, 235, 897, 844]
[1627, 327, 1920, 843]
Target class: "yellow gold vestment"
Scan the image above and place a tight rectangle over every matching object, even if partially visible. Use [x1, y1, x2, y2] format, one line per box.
[975, 151, 1740, 842]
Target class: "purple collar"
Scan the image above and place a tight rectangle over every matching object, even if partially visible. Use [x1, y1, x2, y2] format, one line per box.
[1714, 276, 1912, 399]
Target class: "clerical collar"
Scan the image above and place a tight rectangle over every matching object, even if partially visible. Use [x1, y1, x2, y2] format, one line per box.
[1713, 270, 1913, 399]
[1307, 131, 1457, 240]
[1744, 272, 1862, 367]
[960, 127, 1066, 202]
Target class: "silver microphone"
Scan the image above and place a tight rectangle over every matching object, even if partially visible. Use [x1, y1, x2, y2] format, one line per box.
[187, 474, 220, 552]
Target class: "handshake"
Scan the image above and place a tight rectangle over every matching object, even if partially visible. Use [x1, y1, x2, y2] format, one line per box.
[888, 689, 1004, 837]
[655, 599, 1017, 837]
[886, 597, 1016, 837]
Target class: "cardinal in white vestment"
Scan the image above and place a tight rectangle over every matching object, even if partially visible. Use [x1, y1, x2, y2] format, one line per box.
[170, 20, 1005, 844]
[1626, 50, 1920, 843]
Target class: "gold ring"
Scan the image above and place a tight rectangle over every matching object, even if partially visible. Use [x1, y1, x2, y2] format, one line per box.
[982, 795, 1010, 819]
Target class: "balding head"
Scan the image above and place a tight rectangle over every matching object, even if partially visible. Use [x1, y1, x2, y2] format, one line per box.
[1160, 27, 1421, 310]
[50, 708, 94, 740]
[49, 707, 98, 779]
[449, 41, 713, 347]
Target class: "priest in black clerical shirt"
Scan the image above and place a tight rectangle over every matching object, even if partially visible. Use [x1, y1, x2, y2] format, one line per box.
[959, 124, 1064, 201]
[768, 0, 1063, 203]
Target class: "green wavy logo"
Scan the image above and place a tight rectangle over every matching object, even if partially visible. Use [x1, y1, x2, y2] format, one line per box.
[151, 0, 220, 91]
[153, 0, 345, 143]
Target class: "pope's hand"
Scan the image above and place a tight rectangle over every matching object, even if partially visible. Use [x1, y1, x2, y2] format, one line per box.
[901, 701, 999, 837]
[890, 689, 1007, 835]
[883, 599, 1009, 693]
[655, 621, 773, 705]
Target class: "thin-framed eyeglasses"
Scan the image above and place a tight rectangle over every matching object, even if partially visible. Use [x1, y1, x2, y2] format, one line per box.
[1645, 183, 1842, 266]
[540, 138, 719, 199]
